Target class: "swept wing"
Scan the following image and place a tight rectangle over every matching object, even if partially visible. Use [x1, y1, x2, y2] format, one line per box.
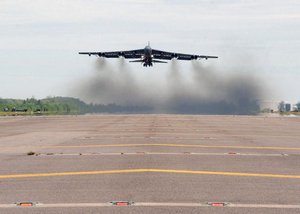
[79, 49, 144, 59]
[152, 49, 218, 60]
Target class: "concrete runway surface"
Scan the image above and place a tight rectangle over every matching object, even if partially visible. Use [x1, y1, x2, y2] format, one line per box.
[0, 114, 299, 213]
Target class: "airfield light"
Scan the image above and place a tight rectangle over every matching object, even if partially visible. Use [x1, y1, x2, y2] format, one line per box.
[17, 202, 34, 207]
[111, 201, 133, 206]
[208, 202, 227, 207]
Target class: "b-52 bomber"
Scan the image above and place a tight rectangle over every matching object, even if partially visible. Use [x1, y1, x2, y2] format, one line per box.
[79, 42, 218, 67]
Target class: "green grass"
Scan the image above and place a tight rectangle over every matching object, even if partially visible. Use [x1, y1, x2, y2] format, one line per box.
[0, 112, 30, 116]
[0, 111, 80, 116]
[280, 112, 300, 116]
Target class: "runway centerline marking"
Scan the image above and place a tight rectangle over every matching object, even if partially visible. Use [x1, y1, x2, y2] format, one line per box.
[0, 169, 300, 180]
[42, 143, 300, 151]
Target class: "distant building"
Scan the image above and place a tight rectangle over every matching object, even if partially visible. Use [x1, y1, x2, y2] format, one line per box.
[259, 100, 297, 113]
[285, 103, 291, 112]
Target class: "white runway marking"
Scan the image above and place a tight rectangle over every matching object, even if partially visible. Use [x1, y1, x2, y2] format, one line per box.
[1, 202, 300, 209]
[35, 152, 288, 157]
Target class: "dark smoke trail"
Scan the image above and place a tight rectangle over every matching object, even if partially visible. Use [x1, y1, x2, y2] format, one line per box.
[75, 58, 117, 104]
[185, 61, 263, 114]
[70, 58, 265, 115]
[73, 58, 143, 106]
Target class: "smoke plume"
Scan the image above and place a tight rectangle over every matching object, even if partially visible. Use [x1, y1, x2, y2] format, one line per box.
[70, 58, 265, 115]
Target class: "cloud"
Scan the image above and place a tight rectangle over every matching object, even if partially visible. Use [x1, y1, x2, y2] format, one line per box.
[0, 0, 299, 102]
[1, 0, 299, 26]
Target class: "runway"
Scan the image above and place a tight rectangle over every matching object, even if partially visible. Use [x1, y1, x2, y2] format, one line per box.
[0, 114, 299, 213]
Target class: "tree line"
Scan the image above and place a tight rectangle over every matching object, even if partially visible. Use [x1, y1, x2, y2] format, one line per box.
[0, 97, 152, 114]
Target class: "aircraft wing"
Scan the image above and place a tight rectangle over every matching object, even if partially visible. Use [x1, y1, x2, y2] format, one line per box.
[79, 49, 144, 59]
[152, 49, 218, 60]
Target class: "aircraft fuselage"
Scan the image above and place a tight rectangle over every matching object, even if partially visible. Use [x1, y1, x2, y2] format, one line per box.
[143, 45, 153, 67]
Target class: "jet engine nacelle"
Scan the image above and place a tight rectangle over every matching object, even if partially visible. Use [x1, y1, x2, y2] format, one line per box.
[118, 52, 125, 57]
[191, 55, 198, 60]
[143, 63, 153, 67]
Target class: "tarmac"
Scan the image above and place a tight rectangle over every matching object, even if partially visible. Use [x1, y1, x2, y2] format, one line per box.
[0, 114, 299, 213]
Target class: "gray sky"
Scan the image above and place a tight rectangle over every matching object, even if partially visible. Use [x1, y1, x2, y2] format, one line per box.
[0, 0, 299, 103]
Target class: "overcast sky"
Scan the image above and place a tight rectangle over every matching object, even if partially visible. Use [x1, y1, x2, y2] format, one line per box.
[0, 0, 299, 103]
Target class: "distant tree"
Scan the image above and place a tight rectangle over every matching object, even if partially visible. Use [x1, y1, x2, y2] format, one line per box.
[296, 102, 300, 112]
[278, 101, 285, 112]
[0, 96, 152, 114]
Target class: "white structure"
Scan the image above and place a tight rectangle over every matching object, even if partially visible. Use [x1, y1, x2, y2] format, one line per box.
[259, 100, 298, 112]
[259, 100, 280, 112]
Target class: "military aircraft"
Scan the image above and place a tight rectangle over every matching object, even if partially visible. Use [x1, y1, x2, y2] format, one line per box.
[79, 42, 218, 67]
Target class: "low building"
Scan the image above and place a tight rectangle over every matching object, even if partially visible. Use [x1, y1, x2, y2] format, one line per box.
[285, 103, 291, 112]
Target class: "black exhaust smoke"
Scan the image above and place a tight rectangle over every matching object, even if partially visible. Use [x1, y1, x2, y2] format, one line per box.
[70, 58, 266, 115]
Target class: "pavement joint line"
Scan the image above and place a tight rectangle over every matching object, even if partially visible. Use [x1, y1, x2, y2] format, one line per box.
[0, 202, 300, 209]
[35, 152, 288, 157]
[0, 169, 300, 180]
[39, 143, 300, 151]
